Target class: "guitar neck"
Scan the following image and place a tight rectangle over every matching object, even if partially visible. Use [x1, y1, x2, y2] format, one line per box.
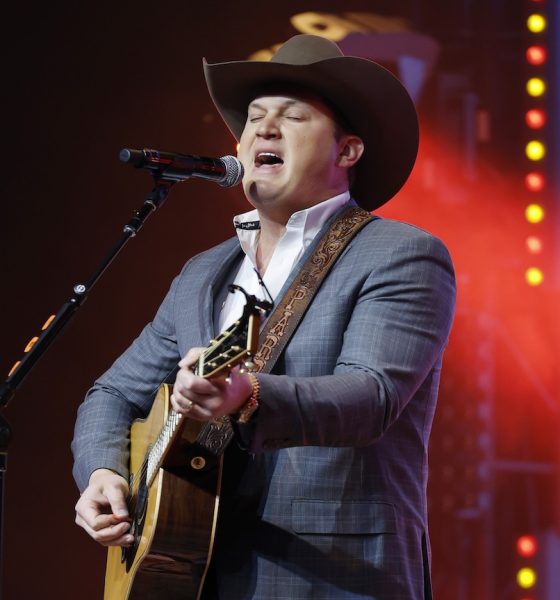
[143, 308, 260, 485]
[146, 408, 184, 486]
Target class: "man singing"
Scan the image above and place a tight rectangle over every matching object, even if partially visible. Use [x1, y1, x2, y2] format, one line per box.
[73, 34, 456, 599]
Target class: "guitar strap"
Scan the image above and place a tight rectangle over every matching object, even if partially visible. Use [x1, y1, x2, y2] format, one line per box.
[196, 204, 373, 453]
[253, 204, 374, 373]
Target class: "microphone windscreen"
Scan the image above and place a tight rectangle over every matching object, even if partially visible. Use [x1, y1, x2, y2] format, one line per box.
[220, 155, 244, 187]
[119, 148, 144, 166]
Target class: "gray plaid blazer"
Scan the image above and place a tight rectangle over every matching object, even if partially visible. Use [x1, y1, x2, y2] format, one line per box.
[72, 201, 456, 599]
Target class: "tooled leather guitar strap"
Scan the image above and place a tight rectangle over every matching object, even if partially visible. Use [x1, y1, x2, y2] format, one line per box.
[253, 205, 373, 373]
[195, 205, 373, 455]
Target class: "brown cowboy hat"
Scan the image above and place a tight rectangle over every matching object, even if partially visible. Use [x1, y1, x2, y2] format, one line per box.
[203, 34, 419, 210]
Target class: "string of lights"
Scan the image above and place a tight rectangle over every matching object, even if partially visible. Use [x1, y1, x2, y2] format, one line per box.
[524, 0, 549, 288]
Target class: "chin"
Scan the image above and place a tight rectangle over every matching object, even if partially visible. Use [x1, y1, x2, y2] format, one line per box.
[244, 180, 283, 205]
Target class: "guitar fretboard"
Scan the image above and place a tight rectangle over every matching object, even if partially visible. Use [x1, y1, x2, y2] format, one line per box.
[147, 409, 183, 485]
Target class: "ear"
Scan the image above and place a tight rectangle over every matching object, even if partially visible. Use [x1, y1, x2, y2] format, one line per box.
[336, 135, 364, 168]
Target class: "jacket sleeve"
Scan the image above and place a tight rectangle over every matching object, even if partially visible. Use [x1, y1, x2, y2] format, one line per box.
[246, 231, 456, 452]
[71, 270, 184, 492]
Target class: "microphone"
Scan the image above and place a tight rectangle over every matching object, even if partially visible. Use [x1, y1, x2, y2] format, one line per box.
[119, 148, 244, 187]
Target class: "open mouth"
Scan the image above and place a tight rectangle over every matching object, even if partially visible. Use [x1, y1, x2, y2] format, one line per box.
[254, 152, 284, 168]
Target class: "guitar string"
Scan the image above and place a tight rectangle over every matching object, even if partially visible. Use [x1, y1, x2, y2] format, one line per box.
[127, 407, 182, 501]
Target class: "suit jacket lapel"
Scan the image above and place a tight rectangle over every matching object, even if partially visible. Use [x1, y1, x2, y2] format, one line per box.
[196, 238, 244, 342]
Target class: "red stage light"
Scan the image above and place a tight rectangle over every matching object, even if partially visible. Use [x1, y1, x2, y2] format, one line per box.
[526, 236, 543, 254]
[517, 535, 538, 558]
[526, 45, 547, 65]
[525, 172, 545, 192]
[525, 108, 547, 129]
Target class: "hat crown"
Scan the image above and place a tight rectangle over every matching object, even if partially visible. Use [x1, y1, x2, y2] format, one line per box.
[270, 34, 344, 65]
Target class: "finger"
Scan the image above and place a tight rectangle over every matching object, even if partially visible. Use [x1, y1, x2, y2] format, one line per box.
[77, 504, 124, 531]
[181, 403, 214, 421]
[76, 511, 130, 537]
[77, 515, 134, 546]
[170, 393, 214, 421]
[75, 485, 129, 530]
[75, 490, 112, 529]
[175, 374, 220, 397]
[170, 393, 213, 417]
[178, 347, 206, 369]
[104, 482, 129, 520]
[170, 392, 194, 414]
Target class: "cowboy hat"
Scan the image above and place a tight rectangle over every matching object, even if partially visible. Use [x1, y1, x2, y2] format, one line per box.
[203, 34, 419, 210]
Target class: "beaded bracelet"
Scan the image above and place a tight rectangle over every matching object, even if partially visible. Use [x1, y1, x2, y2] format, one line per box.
[236, 373, 260, 424]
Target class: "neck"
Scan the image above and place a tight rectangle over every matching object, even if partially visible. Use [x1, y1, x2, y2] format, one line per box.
[251, 189, 350, 273]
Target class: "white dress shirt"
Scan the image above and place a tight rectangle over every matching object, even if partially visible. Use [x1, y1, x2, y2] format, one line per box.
[219, 192, 350, 333]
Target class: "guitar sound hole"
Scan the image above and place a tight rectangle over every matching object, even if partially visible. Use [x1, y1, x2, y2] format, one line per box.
[121, 467, 149, 571]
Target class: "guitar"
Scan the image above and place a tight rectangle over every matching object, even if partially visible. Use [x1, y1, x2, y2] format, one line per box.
[104, 291, 262, 600]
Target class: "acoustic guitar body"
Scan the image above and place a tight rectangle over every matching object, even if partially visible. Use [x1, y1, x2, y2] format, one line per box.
[104, 384, 222, 600]
[103, 294, 261, 599]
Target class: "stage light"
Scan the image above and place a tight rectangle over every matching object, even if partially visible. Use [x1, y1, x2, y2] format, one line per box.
[526, 236, 543, 254]
[525, 109, 546, 129]
[525, 172, 545, 192]
[526, 140, 546, 160]
[8, 361, 21, 377]
[517, 566, 537, 588]
[525, 267, 544, 286]
[525, 203, 545, 223]
[526, 77, 546, 97]
[521, 4, 549, 297]
[527, 14, 547, 33]
[517, 535, 538, 558]
[526, 45, 547, 65]
[41, 315, 56, 330]
[24, 336, 39, 352]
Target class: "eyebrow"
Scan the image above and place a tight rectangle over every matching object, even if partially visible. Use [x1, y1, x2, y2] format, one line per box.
[248, 99, 300, 111]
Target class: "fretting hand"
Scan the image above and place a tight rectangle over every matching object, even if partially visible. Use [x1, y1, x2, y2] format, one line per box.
[170, 347, 252, 420]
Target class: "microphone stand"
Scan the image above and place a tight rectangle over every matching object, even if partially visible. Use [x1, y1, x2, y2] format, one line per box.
[0, 174, 177, 597]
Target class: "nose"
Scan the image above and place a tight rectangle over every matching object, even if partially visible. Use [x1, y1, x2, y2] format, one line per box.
[256, 114, 280, 139]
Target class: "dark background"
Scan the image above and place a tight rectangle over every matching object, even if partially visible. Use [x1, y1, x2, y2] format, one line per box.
[1, 1, 559, 598]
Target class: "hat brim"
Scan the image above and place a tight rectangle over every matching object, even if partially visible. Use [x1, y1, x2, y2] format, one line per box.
[203, 55, 418, 210]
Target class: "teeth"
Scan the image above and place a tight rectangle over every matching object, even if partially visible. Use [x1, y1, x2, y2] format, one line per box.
[256, 152, 283, 166]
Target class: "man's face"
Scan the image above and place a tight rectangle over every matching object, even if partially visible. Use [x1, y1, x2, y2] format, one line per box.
[237, 94, 360, 222]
